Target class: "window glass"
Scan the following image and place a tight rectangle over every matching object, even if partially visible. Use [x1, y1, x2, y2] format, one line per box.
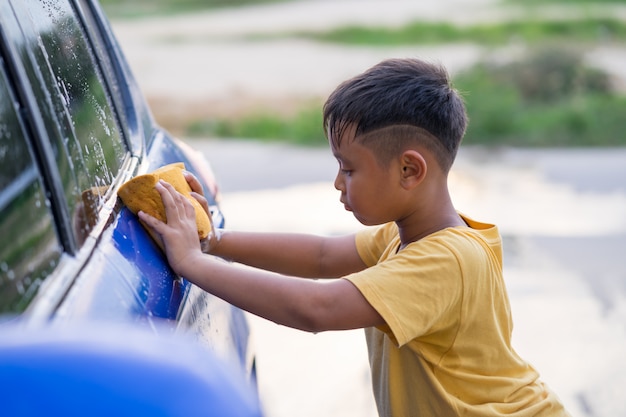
[7, 0, 127, 246]
[75, 0, 131, 144]
[0, 58, 62, 315]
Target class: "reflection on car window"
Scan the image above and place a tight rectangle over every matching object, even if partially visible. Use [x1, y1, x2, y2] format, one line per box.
[0, 58, 62, 315]
[7, 0, 127, 246]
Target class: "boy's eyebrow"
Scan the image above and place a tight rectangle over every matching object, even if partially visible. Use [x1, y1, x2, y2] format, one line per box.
[330, 144, 344, 160]
[331, 144, 352, 160]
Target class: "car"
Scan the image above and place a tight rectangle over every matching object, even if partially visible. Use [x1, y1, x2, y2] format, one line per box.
[0, 0, 257, 402]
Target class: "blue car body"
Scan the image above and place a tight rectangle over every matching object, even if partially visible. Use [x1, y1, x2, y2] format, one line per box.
[0, 0, 256, 399]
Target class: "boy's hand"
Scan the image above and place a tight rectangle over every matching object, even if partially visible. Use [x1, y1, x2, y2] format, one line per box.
[183, 170, 210, 216]
[138, 180, 202, 276]
[182, 170, 221, 253]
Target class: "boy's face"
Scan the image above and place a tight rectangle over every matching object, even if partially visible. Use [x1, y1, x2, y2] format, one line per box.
[331, 128, 405, 226]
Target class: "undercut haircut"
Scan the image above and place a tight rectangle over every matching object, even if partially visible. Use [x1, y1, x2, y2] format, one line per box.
[357, 125, 449, 170]
[323, 58, 468, 172]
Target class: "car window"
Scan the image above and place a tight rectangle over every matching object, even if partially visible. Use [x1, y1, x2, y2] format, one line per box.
[5, 0, 128, 247]
[74, 0, 135, 151]
[0, 57, 63, 315]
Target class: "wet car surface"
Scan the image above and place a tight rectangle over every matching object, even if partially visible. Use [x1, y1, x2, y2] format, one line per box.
[0, 0, 256, 397]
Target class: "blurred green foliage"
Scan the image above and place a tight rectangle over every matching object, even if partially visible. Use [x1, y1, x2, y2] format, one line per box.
[187, 46, 626, 147]
[289, 18, 626, 46]
[456, 47, 626, 146]
[103, 0, 626, 147]
[188, 106, 326, 146]
[99, 0, 287, 18]
[492, 47, 612, 101]
[510, 0, 626, 3]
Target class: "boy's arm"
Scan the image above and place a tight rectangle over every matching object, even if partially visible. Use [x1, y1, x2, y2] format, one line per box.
[186, 170, 367, 278]
[209, 231, 367, 278]
[139, 180, 384, 332]
[176, 250, 383, 332]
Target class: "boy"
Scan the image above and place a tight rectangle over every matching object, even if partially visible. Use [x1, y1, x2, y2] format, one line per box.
[139, 58, 569, 416]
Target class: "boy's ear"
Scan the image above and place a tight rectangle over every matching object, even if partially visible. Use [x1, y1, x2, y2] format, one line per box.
[399, 150, 427, 189]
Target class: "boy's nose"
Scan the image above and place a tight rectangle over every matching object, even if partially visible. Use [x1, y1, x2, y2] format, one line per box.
[333, 173, 343, 191]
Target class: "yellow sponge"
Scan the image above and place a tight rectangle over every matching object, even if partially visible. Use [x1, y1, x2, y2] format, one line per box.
[118, 162, 211, 248]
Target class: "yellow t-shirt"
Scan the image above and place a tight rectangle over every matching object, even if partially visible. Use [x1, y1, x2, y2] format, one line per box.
[345, 215, 569, 417]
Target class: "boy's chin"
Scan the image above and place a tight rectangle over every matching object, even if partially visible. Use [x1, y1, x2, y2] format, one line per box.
[353, 214, 384, 227]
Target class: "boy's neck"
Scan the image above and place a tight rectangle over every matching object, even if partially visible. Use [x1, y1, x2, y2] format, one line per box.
[396, 191, 464, 250]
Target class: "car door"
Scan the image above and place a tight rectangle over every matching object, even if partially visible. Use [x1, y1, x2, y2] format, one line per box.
[0, 0, 134, 315]
[0, 49, 63, 315]
[0, 0, 254, 379]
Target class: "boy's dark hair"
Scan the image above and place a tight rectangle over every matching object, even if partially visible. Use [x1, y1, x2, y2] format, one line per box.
[323, 58, 467, 172]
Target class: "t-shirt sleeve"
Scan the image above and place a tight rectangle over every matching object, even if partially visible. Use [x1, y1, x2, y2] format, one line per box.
[355, 223, 398, 267]
[346, 238, 463, 347]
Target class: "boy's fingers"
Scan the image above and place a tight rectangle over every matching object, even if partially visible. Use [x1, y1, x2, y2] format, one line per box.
[138, 210, 163, 232]
[190, 191, 210, 215]
[156, 179, 176, 199]
[157, 180, 197, 220]
[156, 180, 182, 213]
[182, 172, 210, 215]
[183, 171, 204, 196]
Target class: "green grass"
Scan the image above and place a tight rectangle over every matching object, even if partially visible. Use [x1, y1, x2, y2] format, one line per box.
[508, 0, 626, 4]
[99, 0, 288, 18]
[456, 66, 626, 147]
[453, 46, 626, 146]
[187, 106, 327, 146]
[185, 95, 626, 148]
[185, 48, 626, 148]
[285, 18, 626, 46]
[104, 0, 626, 147]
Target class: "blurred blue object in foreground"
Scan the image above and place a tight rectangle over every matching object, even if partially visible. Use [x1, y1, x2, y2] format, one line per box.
[0, 323, 263, 417]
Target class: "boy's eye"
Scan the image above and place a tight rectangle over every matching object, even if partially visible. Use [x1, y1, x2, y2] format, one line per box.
[336, 159, 352, 176]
